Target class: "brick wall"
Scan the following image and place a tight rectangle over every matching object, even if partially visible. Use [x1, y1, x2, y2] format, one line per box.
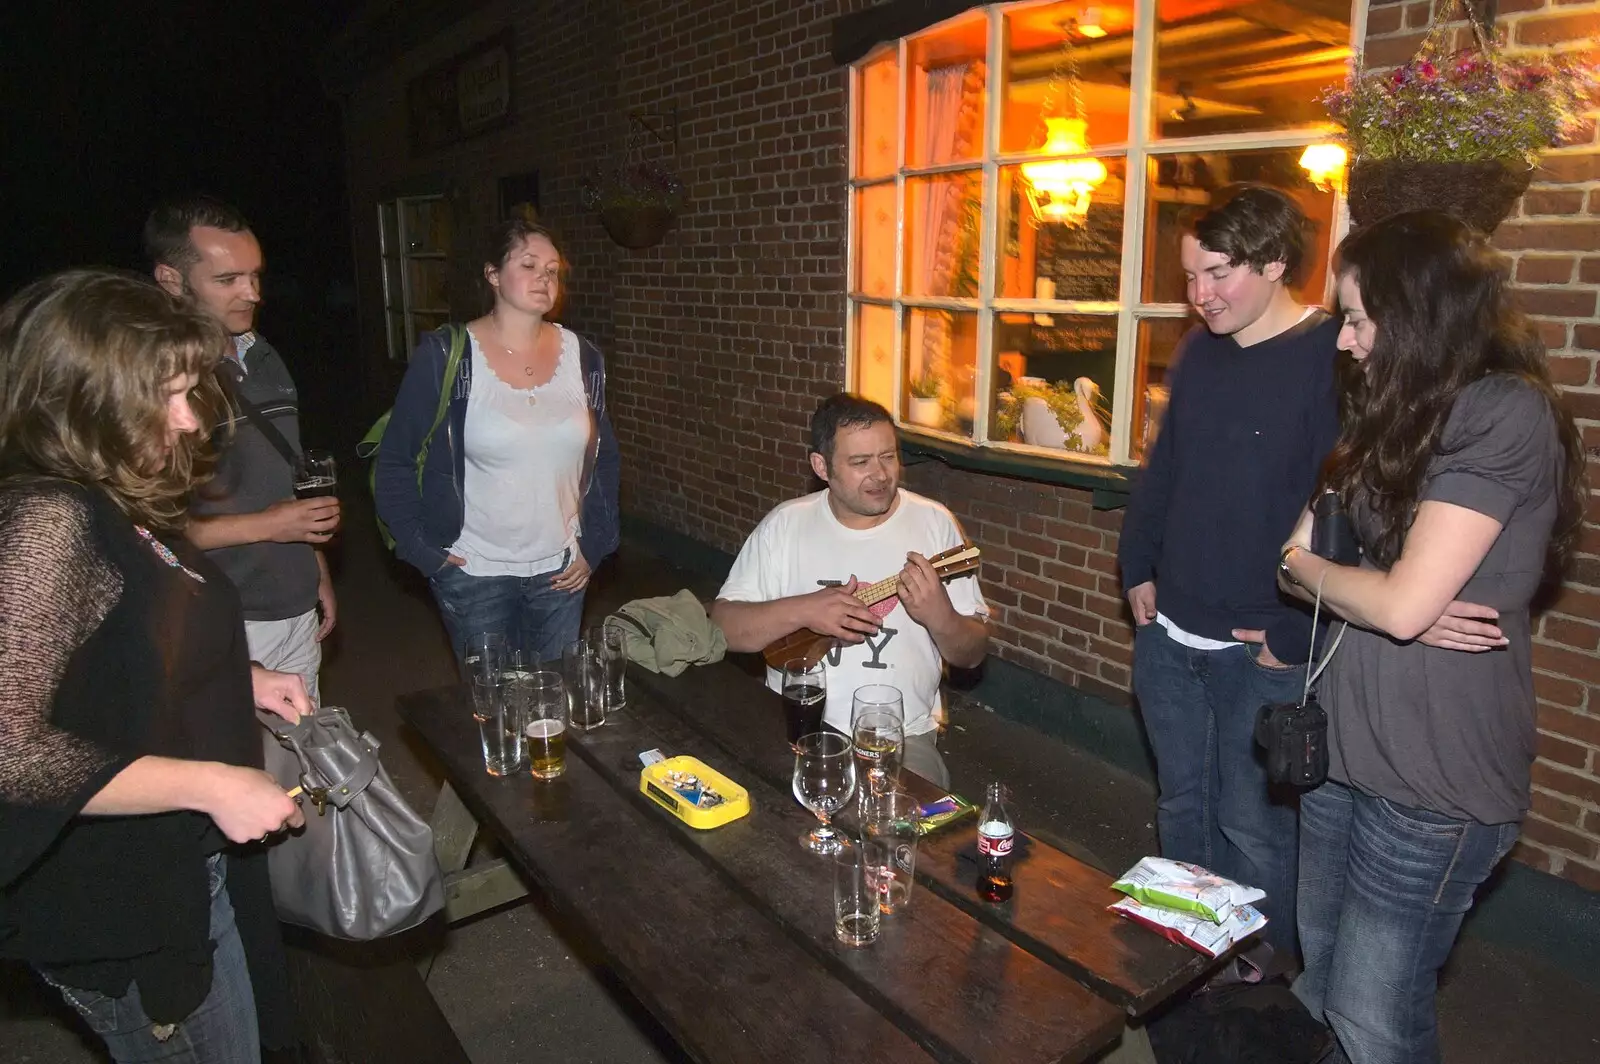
[336, 0, 1600, 889]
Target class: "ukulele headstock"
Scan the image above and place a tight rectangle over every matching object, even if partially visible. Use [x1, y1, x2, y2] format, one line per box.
[928, 543, 981, 579]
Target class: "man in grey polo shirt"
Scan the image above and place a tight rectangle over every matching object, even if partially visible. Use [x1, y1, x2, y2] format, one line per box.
[147, 196, 340, 702]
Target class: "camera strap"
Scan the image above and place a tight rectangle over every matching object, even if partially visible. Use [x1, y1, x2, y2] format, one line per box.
[1302, 572, 1348, 708]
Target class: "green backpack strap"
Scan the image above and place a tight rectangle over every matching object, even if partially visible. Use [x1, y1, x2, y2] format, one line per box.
[413, 324, 468, 492]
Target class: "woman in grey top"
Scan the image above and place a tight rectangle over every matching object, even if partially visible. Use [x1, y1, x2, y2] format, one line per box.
[1277, 211, 1584, 1064]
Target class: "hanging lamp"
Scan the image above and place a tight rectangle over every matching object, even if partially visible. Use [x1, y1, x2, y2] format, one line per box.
[1021, 20, 1107, 228]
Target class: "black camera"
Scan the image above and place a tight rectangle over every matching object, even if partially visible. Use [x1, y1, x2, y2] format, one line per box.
[1255, 697, 1329, 787]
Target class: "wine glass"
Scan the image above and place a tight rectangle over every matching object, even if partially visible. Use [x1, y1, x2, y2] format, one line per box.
[851, 685, 905, 797]
[792, 732, 857, 855]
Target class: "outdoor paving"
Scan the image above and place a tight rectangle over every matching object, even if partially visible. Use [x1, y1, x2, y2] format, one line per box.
[2, 492, 1597, 1063]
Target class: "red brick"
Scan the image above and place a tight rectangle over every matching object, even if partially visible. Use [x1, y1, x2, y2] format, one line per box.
[1365, 5, 1404, 33]
[1543, 616, 1600, 653]
[1540, 705, 1600, 748]
[1581, 258, 1600, 285]
[1498, 0, 1551, 11]
[1403, 2, 1432, 29]
[1520, 815, 1600, 860]
[1516, 255, 1576, 284]
[1561, 389, 1600, 422]
[1563, 858, 1600, 892]
[1522, 190, 1587, 217]
[1537, 320, 1570, 350]
[1515, 11, 1600, 45]
[1536, 670, 1589, 708]
[1495, 221, 1600, 252]
[1537, 730, 1593, 770]
[1549, 356, 1595, 387]
[1364, 30, 1428, 67]
[1531, 787, 1586, 826]
[1534, 759, 1600, 804]
[1515, 287, 1597, 318]
[1511, 839, 1556, 873]
[1576, 324, 1600, 354]
[1536, 153, 1600, 184]
[1532, 641, 1600, 685]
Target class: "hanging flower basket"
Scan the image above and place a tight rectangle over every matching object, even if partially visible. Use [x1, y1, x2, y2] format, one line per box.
[599, 203, 677, 249]
[1346, 159, 1532, 231]
[1320, 0, 1597, 233]
[582, 162, 686, 250]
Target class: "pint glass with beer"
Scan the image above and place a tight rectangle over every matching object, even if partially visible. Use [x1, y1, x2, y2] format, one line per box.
[521, 671, 568, 780]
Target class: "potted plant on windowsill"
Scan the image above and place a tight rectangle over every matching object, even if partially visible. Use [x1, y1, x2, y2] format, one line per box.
[581, 161, 687, 249]
[907, 372, 944, 428]
[993, 377, 1109, 457]
[1322, 1, 1597, 232]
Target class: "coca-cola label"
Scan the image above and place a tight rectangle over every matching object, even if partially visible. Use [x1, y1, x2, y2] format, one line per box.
[978, 829, 1013, 857]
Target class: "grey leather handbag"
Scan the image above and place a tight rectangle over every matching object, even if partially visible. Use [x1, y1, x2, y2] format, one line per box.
[260, 707, 445, 939]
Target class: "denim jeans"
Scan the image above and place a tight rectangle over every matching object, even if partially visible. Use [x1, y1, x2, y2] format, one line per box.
[1132, 621, 1305, 961]
[43, 855, 260, 1064]
[1293, 781, 1517, 1064]
[430, 558, 587, 670]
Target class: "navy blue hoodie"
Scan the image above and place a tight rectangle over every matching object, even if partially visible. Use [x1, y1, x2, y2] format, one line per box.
[1118, 313, 1340, 664]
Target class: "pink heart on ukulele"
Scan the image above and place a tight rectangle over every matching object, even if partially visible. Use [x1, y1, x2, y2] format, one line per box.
[869, 596, 899, 618]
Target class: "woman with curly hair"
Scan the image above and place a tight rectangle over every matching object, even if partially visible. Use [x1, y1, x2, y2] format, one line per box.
[1277, 212, 1584, 1064]
[0, 270, 311, 1063]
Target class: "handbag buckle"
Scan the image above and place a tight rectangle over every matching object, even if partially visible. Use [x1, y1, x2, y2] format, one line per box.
[293, 785, 331, 816]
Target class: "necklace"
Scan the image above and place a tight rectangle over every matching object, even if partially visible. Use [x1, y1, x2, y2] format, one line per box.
[134, 524, 207, 583]
[491, 320, 553, 403]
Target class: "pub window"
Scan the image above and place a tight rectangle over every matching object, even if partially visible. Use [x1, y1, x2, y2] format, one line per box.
[847, 0, 1358, 466]
[378, 195, 453, 360]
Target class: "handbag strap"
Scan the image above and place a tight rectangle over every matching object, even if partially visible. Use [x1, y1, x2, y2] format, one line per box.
[414, 324, 468, 493]
[220, 364, 300, 469]
[260, 710, 382, 811]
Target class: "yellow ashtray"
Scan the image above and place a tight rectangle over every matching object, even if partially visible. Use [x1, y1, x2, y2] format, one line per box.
[640, 756, 751, 830]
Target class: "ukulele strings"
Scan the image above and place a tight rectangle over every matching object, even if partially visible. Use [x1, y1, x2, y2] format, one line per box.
[851, 553, 972, 607]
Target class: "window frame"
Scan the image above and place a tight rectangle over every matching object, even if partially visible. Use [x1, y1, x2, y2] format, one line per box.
[845, 0, 1367, 469]
[377, 194, 451, 361]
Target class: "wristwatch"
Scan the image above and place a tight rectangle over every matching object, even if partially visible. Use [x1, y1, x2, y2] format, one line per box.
[1278, 545, 1305, 588]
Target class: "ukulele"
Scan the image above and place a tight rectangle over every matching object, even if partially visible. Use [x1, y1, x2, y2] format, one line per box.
[760, 544, 982, 670]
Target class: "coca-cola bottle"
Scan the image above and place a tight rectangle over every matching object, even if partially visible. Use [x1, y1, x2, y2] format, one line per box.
[976, 782, 1014, 903]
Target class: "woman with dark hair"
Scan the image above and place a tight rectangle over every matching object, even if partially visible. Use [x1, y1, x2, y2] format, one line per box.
[375, 218, 621, 668]
[0, 270, 311, 1063]
[1277, 212, 1584, 1064]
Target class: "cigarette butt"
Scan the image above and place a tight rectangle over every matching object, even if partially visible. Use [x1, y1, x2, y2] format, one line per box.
[286, 786, 304, 799]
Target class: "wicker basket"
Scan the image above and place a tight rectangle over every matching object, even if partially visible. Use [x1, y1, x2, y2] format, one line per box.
[1345, 160, 1532, 234]
[599, 203, 677, 249]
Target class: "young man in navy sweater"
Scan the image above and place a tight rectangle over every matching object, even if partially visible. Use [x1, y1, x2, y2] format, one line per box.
[1118, 185, 1338, 973]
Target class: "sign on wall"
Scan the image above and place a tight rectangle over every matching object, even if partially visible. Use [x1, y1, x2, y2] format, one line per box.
[407, 30, 513, 156]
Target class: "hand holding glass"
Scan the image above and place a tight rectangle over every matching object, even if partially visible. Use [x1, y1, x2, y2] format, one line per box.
[294, 449, 337, 499]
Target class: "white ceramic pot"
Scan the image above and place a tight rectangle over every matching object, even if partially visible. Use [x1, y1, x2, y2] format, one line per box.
[908, 396, 942, 428]
[1019, 396, 1068, 449]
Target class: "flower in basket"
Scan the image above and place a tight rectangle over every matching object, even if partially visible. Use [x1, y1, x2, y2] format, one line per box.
[1320, 7, 1598, 231]
[1323, 47, 1597, 166]
[580, 161, 687, 214]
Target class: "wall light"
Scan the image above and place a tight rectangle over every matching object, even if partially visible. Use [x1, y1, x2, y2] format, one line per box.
[1299, 142, 1348, 193]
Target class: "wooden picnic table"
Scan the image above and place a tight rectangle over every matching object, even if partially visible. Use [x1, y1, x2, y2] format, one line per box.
[400, 657, 1212, 1064]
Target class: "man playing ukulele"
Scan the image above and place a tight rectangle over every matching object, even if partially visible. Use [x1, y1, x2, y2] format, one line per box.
[712, 393, 988, 787]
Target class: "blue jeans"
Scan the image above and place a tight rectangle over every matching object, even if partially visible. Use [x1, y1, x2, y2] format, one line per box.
[44, 855, 259, 1064]
[1293, 781, 1517, 1064]
[1132, 621, 1305, 961]
[430, 558, 587, 670]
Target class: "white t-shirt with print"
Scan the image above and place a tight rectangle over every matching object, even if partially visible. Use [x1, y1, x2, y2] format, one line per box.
[717, 489, 988, 736]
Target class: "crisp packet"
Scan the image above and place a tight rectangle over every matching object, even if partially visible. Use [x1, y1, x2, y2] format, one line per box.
[1110, 896, 1268, 957]
[1111, 856, 1265, 924]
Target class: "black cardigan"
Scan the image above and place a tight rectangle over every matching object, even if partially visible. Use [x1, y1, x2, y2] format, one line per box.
[0, 480, 266, 1026]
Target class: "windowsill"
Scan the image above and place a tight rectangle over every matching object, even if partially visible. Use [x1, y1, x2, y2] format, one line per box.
[897, 427, 1134, 510]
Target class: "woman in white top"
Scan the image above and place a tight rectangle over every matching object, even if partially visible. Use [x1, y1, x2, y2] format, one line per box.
[375, 219, 621, 668]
